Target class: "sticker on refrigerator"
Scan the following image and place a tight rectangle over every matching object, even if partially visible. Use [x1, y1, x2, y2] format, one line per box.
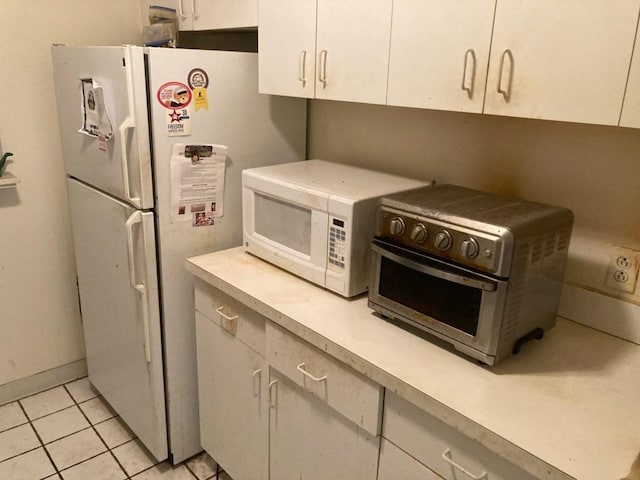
[187, 68, 209, 111]
[170, 144, 228, 225]
[157, 82, 193, 137]
[79, 78, 113, 142]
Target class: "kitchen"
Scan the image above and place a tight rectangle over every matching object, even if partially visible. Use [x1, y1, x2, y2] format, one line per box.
[0, 1, 639, 480]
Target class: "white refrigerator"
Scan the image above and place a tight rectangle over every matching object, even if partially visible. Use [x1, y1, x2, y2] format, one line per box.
[51, 45, 306, 463]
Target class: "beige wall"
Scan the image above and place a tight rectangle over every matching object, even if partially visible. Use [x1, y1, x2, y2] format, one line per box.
[307, 100, 640, 305]
[0, 1, 143, 386]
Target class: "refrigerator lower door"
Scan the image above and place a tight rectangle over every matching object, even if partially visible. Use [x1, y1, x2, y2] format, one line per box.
[67, 178, 168, 461]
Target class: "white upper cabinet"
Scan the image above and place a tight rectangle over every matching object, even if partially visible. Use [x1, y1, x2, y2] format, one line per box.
[620, 22, 640, 128]
[258, 0, 318, 98]
[484, 0, 640, 125]
[190, 0, 257, 30]
[259, 0, 393, 104]
[315, 0, 393, 104]
[387, 0, 496, 113]
[141, 0, 257, 31]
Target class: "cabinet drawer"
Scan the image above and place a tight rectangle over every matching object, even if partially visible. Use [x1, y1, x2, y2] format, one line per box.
[378, 438, 444, 480]
[266, 322, 382, 436]
[383, 392, 537, 480]
[194, 279, 265, 356]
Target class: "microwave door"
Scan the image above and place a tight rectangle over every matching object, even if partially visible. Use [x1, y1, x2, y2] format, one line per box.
[369, 240, 507, 358]
[243, 187, 329, 287]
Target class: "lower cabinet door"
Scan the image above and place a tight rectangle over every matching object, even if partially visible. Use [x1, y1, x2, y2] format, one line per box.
[195, 312, 268, 480]
[269, 369, 379, 480]
[378, 439, 444, 480]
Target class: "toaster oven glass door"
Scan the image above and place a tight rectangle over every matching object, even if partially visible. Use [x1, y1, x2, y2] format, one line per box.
[369, 240, 507, 359]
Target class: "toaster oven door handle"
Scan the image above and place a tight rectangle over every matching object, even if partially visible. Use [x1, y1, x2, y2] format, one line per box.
[371, 242, 497, 292]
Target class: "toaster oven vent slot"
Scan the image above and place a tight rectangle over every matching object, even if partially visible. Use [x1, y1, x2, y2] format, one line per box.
[544, 234, 556, 257]
[530, 239, 543, 263]
[557, 228, 571, 251]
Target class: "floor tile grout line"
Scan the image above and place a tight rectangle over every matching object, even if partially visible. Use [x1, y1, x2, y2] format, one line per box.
[63, 382, 134, 480]
[15, 400, 61, 479]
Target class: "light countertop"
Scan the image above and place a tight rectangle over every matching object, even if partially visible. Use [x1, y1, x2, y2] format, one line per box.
[186, 247, 640, 480]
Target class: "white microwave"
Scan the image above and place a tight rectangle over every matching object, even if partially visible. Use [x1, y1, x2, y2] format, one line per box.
[242, 160, 430, 297]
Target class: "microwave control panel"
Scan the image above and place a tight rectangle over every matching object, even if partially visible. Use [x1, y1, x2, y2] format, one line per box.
[328, 217, 347, 269]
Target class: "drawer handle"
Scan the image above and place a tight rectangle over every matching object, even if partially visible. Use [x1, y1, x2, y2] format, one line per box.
[442, 449, 488, 480]
[297, 362, 327, 383]
[216, 306, 238, 335]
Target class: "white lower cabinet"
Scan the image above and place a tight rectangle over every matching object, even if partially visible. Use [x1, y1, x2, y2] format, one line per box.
[269, 369, 380, 479]
[195, 284, 382, 480]
[383, 392, 538, 480]
[195, 284, 268, 480]
[266, 321, 382, 479]
[378, 438, 444, 480]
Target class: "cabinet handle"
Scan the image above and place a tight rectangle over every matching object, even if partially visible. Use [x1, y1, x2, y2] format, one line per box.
[461, 49, 477, 99]
[442, 449, 488, 480]
[177, 0, 188, 20]
[298, 50, 307, 85]
[268, 380, 278, 409]
[252, 369, 262, 397]
[318, 50, 328, 87]
[191, 0, 199, 20]
[497, 49, 514, 102]
[216, 306, 238, 335]
[297, 362, 327, 383]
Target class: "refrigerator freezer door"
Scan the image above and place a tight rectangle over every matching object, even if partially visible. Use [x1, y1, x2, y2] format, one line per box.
[52, 46, 154, 209]
[67, 178, 167, 461]
[146, 48, 307, 462]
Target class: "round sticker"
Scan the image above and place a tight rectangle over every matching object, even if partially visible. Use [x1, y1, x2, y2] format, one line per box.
[188, 68, 209, 89]
[157, 82, 192, 109]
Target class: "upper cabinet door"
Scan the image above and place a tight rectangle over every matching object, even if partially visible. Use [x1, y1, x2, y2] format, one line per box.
[387, 0, 496, 113]
[484, 0, 640, 125]
[620, 23, 640, 128]
[315, 0, 392, 104]
[258, 0, 318, 97]
[192, 0, 257, 30]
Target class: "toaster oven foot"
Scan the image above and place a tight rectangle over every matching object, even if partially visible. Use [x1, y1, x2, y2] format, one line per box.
[512, 328, 545, 355]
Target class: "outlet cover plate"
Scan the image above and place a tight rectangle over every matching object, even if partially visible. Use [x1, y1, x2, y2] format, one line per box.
[605, 246, 640, 293]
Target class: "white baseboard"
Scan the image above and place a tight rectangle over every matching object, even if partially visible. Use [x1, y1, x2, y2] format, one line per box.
[0, 359, 88, 405]
[559, 284, 640, 345]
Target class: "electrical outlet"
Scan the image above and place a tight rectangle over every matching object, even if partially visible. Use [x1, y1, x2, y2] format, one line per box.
[605, 246, 640, 293]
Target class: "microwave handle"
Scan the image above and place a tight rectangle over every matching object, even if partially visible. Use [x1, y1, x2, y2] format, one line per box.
[371, 242, 497, 292]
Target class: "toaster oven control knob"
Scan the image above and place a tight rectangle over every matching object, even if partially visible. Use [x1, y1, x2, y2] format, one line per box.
[389, 217, 406, 236]
[433, 230, 452, 251]
[409, 224, 428, 244]
[460, 237, 479, 259]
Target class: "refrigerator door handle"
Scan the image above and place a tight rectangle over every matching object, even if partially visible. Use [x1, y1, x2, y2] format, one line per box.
[119, 117, 140, 208]
[120, 47, 141, 208]
[125, 211, 152, 363]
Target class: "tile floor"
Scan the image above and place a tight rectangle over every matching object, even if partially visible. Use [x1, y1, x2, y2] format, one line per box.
[0, 377, 231, 480]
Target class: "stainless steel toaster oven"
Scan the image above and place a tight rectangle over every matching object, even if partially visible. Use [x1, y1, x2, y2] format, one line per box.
[368, 184, 574, 365]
